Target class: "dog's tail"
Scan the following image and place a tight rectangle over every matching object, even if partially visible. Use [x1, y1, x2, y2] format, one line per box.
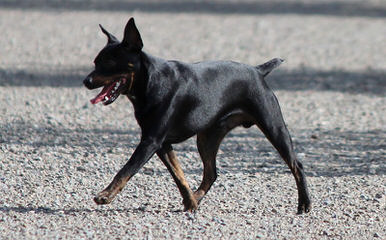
[256, 58, 284, 77]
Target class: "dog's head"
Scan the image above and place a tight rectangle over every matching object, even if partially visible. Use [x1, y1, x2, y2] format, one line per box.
[83, 18, 143, 105]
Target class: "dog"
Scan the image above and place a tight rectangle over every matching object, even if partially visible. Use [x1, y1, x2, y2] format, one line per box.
[83, 18, 311, 214]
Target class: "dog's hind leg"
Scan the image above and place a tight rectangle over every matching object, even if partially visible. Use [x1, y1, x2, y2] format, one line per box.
[195, 112, 254, 202]
[247, 91, 311, 214]
[157, 144, 198, 211]
[195, 130, 223, 202]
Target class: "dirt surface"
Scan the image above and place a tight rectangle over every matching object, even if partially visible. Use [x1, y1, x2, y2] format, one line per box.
[0, 1, 385, 239]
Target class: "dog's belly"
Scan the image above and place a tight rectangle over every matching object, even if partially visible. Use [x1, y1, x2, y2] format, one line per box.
[165, 115, 213, 144]
[165, 133, 195, 144]
[165, 123, 198, 143]
[165, 108, 233, 144]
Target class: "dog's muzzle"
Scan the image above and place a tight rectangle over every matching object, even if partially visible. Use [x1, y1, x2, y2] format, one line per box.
[83, 75, 98, 89]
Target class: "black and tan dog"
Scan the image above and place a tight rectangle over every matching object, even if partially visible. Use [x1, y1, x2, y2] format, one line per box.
[83, 18, 311, 213]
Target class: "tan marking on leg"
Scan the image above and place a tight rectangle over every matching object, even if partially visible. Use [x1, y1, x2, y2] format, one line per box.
[94, 175, 131, 205]
[158, 148, 198, 211]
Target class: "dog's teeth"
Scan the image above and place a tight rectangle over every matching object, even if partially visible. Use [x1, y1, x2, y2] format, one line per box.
[104, 96, 109, 101]
[114, 82, 120, 90]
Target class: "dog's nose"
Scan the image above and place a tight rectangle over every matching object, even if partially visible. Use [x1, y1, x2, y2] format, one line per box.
[83, 76, 92, 85]
[83, 76, 93, 88]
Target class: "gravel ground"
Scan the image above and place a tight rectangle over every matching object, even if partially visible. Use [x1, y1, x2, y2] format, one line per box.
[0, 1, 385, 239]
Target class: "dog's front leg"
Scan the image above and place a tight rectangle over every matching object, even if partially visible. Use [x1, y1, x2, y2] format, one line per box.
[94, 138, 160, 205]
[157, 144, 198, 212]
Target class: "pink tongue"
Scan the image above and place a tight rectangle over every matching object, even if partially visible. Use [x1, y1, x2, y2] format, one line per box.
[90, 83, 115, 104]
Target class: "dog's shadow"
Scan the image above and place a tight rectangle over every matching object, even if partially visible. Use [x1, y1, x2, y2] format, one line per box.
[1, 0, 385, 18]
[1, 120, 385, 177]
[1, 68, 385, 96]
[0, 205, 172, 216]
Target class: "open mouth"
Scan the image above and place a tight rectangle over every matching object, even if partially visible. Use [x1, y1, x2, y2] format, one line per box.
[90, 78, 128, 105]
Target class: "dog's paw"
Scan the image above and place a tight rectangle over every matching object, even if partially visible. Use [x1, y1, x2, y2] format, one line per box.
[183, 198, 198, 212]
[94, 191, 113, 205]
[297, 199, 312, 214]
[193, 189, 205, 203]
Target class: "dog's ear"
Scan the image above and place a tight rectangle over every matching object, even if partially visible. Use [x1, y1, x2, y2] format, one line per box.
[99, 24, 119, 44]
[122, 17, 143, 51]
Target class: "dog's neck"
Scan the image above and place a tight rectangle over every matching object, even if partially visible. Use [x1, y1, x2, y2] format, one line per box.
[125, 51, 151, 103]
